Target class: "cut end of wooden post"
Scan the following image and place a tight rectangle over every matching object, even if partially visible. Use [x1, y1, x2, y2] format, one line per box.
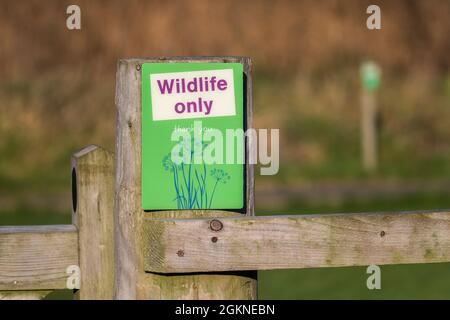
[71, 144, 115, 300]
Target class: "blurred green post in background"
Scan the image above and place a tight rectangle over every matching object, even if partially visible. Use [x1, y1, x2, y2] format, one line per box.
[360, 61, 381, 173]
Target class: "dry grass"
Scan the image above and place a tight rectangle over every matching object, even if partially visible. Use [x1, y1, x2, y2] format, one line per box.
[0, 0, 449, 76]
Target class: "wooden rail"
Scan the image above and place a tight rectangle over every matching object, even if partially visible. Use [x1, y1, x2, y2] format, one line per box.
[0, 145, 115, 300]
[3, 209, 450, 299]
[143, 210, 450, 273]
[0, 225, 78, 291]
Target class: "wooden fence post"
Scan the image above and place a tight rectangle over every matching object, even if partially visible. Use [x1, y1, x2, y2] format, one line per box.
[71, 145, 115, 299]
[114, 57, 257, 299]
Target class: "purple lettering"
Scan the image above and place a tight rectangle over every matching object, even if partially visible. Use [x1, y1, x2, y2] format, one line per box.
[174, 102, 185, 113]
[157, 79, 174, 94]
[204, 100, 213, 115]
[187, 101, 197, 113]
[217, 79, 227, 90]
[210, 76, 217, 91]
[157, 75, 229, 95]
[187, 78, 198, 92]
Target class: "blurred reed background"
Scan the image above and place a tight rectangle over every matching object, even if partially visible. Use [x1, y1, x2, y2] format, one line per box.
[0, 0, 449, 299]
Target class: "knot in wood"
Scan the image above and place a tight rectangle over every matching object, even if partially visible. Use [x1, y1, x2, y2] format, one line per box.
[210, 219, 223, 232]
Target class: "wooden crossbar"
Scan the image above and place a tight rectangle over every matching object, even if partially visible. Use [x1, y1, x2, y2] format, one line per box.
[0, 225, 78, 291]
[143, 210, 450, 273]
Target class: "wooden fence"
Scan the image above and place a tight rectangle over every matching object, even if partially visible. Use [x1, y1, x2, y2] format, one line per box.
[1, 57, 449, 300]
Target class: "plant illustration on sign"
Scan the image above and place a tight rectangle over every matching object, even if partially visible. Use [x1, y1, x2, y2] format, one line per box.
[162, 138, 231, 209]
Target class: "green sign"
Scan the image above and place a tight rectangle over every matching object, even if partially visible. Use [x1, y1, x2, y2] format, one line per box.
[360, 61, 381, 92]
[141, 62, 244, 210]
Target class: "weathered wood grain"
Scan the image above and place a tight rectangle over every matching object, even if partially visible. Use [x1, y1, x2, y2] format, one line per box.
[72, 145, 115, 299]
[0, 225, 78, 290]
[114, 57, 256, 299]
[242, 58, 254, 216]
[143, 211, 450, 273]
[0, 290, 52, 300]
